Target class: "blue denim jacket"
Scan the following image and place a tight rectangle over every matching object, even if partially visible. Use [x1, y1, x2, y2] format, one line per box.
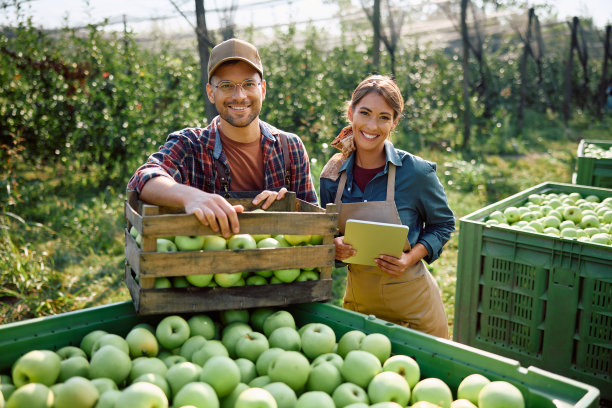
[319, 140, 455, 264]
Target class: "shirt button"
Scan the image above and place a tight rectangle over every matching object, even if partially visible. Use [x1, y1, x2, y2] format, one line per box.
[364, 200, 368, 202]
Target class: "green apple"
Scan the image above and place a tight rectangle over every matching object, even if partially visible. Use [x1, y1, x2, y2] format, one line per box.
[543, 227, 560, 236]
[53, 376, 99, 408]
[256, 348, 285, 376]
[188, 314, 217, 340]
[602, 210, 612, 224]
[306, 361, 342, 394]
[173, 381, 219, 408]
[541, 216, 560, 229]
[236, 331, 270, 362]
[563, 206, 583, 224]
[283, 235, 311, 246]
[300, 323, 336, 359]
[332, 382, 370, 407]
[165, 361, 202, 397]
[91, 333, 130, 356]
[247, 275, 268, 285]
[272, 268, 300, 283]
[309, 235, 324, 245]
[257, 237, 280, 248]
[221, 383, 250, 408]
[591, 233, 611, 245]
[369, 402, 404, 408]
[451, 399, 479, 408]
[186, 273, 215, 287]
[367, 371, 411, 406]
[527, 194, 543, 204]
[267, 350, 311, 391]
[519, 211, 538, 222]
[154, 277, 172, 288]
[254, 270, 274, 278]
[270, 276, 283, 284]
[561, 228, 578, 238]
[235, 358, 258, 384]
[337, 330, 366, 358]
[156, 315, 190, 350]
[79, 330, 108, 358]
[235, 387, 277, 408]
[90, 378, 117, 395]
[478, 381, 525, 408]
[58, 355, 90, 382]
[204, 235, 228, 251]
[272, 235, 292, 247]
[179, 335, 208, 361]
[114, 381, 168, 408]
[0, 378, 15, 402]
[162, 354, 187, 368]
[12, 349, 61, 387]
[172, 276, 191, 288]
[94, 389, 121, 408]
[222, 322, 253, 358]
[526, 220, 544, 233]
[249, 375, 272, 388]
[312, 352, 343, 371]
[175, 235, 205, 251]
[343, 403, 370, 408]
[192, 339, 229, 366]
[580, 214, 600, 229]
[129, 357, 168, 382]
[157, 238, 178, 252]
[214, 272, 244, 287]
[268, 327, 302, 351]
[411, 378, 453, 408]
[6, 382, 54, 408]
[263, 382, 297, 408]
[457, 373, 491, 405]
[559, 220, 576, 230]
[341, 350, 383, 389]
[228, 234, 257, 250]
[383, 354, 420, 389]
[126, 327, 159, 358]
[262, 310, 296, 337]
[56, 345, 87, 360]
[89, 345, 132, 386]
[296, 270, 319, 282]
[200, 355, 241, 398]
[296, 391, 335, 408]
[221, 309, 251, 325]
[585, 194, 600, 203]
[132, 373, 171, 400]
[487, 210, 505, 223]
[360, 333, 391, 364]
[503, 207, 520, 224]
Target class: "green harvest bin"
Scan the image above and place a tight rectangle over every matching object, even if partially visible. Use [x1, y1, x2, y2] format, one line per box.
[575, 139, 612, 188]
[0, 301, 600, 407]
[454, 182, 612, 402]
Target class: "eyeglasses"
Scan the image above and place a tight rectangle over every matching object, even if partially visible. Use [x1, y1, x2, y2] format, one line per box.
[213, 79, 261, 94]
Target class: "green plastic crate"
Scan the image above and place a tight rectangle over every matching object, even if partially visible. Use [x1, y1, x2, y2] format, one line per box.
[454, 182, 612, 402]
[575, 139, 612, 188]
[0, 301, 600, 407]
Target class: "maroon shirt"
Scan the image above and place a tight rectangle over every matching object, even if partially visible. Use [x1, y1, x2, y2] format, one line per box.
[353, 163, 386, 192]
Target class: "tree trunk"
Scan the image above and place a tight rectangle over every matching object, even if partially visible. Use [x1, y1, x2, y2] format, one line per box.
[598, 25, 611, 116]
[460, 0, 471, 149]
[563, 17, 578, 123]
[195, 0, 217, 123]
[518, 8, 534, 135]
[372, 0, 381, 72]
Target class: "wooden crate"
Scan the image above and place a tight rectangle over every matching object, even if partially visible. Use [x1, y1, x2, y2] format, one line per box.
[124, 191, 338, 315]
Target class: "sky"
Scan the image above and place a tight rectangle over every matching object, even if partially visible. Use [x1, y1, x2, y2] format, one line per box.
[2, 0, 611, 35]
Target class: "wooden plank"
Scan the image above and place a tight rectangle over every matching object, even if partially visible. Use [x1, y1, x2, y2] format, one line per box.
[140, 212, 337, 237]
[124, 229, 141, 275]
[138, 245, 335, 278]
[125, 200, 143, 233]
[134, 279, 332, 315]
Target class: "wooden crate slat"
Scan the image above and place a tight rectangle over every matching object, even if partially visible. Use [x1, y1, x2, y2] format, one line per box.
[138, 245, 334, 277]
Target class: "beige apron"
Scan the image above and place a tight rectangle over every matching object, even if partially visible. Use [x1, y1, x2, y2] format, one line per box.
[334, 164, 448, 338]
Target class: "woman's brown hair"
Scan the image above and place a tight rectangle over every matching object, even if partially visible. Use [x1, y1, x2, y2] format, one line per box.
[348, 75, 404, 121]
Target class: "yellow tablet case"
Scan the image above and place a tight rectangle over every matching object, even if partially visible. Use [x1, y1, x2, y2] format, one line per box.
[343, 219, 409, 266]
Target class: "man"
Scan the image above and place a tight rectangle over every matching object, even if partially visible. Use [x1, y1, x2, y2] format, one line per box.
[127, 38, 317, 237]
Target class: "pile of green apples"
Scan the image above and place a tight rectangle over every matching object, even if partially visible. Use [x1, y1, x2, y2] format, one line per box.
[484, 191, 612, 246]
[582, 143, 612, 159]
[129, 227, 325, 288]
[1, 307, 525, 408]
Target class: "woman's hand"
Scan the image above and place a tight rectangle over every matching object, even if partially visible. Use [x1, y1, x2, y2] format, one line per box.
[252, 188, 288, 209]
[375, 243, 429, 277]
[334, 236, 356, 261]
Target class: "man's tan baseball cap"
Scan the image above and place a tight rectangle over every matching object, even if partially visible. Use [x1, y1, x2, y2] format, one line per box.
[207, 38, 263, 83]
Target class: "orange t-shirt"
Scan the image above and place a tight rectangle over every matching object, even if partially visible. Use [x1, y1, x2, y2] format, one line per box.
[219, 130, 265, 192]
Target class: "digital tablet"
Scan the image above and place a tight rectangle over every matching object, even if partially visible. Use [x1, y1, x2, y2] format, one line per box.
[343, 219, 409, 266]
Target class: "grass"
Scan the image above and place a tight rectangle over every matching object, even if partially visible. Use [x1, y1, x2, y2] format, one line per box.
[1, 113, 611, 332]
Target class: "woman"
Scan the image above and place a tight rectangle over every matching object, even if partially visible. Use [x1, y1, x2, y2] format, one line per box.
[319, 75, 455, 338]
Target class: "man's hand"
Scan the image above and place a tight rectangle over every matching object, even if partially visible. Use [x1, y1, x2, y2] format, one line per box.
[184, 191, 244, 238]
[252, 187, 288, 209]
[334, 236, 356, 261]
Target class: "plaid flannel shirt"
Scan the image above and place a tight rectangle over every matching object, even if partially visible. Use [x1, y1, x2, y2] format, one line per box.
[127, 116, 318, 204]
